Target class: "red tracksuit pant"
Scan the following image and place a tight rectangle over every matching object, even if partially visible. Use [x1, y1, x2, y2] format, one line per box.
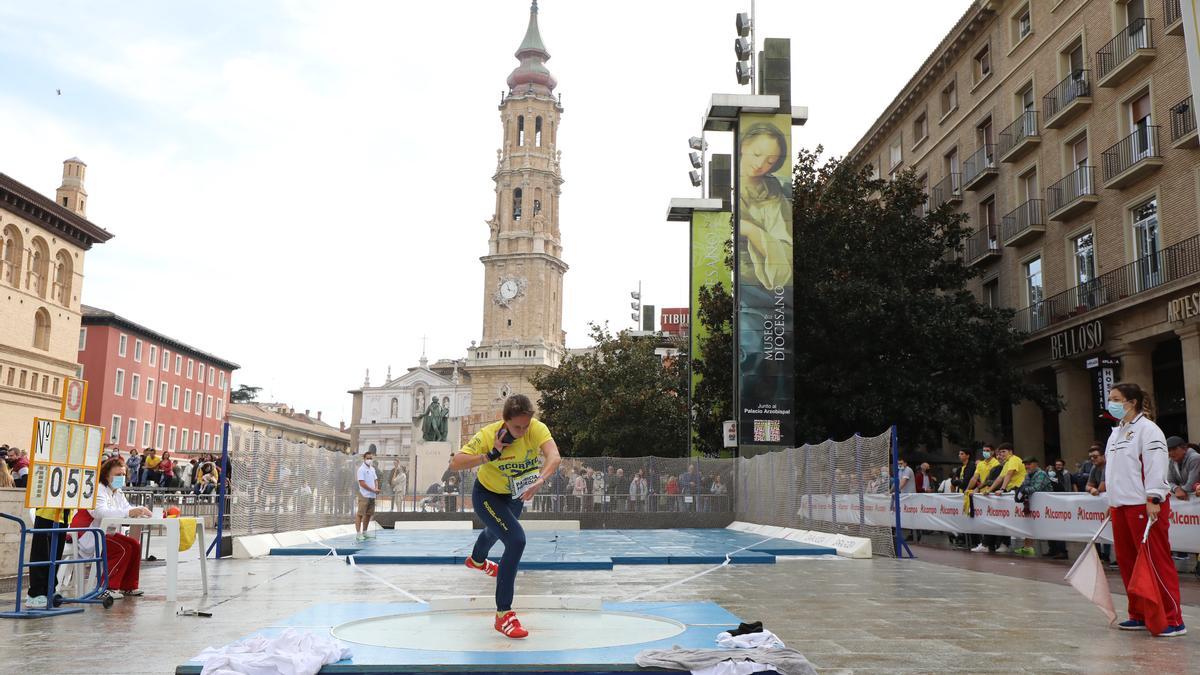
[1111, 500, 1183, 626]
[106, 533, 142, 592]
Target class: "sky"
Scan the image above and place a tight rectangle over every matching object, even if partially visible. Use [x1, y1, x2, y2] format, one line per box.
[0, 0, 970, 428]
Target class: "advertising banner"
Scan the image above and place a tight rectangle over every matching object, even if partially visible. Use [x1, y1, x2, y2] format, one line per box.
[689, 209, 731, 400]
[660, 307, 689, 335]
[735, 113, 794, 446]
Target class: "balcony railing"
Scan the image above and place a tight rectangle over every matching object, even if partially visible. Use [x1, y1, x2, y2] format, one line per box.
[1171, 96, 1196, 147]
[998, 111, 1040, 161]
[1047, 166, 1097, 219]
[930, 173, 962, 208]
[1097, 18, 1154, 86]
[1001, 199, 1045, 245]
[1014, 234, 1200, 334]
[1043, 71, 1091, 127]
[1165, 0, 1183, 35]
[1102, 126, 1161, 187]
[962, 144, 996, 189]
[965, 225, 1002, 266]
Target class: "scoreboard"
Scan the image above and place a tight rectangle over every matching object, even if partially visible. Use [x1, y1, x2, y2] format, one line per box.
[24, 377, 104, 510]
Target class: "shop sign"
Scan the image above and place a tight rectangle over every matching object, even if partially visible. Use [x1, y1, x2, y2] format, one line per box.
[1087, 357, 1120, 413]
[1049, 320, 1103, 360]
[1166, 290, 1200, 323]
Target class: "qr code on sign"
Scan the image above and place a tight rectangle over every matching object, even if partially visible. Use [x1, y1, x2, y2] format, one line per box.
[753, 420, 780, 442]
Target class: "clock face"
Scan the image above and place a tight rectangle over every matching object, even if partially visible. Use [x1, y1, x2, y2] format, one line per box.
[500, 279, 520, 300]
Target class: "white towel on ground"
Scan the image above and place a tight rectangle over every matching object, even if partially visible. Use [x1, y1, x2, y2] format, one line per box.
[716, 629, 786, 650]
[195, 628, 351, 675]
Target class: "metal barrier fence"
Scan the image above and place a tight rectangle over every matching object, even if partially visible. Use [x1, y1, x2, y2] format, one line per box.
[122, 487, 222, 525]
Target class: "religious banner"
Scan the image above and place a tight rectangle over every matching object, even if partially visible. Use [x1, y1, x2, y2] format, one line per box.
[735, 113, 794, 446]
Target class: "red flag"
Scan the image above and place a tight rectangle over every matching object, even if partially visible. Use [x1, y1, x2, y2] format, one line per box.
[1125, 519, 1168, 635]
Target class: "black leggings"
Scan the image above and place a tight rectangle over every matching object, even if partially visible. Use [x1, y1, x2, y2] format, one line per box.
[470, 481, 526, 612]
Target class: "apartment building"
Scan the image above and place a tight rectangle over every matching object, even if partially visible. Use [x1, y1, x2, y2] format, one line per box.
[850, 0, 1199, 465]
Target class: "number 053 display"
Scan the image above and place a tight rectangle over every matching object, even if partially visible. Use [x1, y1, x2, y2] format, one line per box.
[25, 417, 104, 510]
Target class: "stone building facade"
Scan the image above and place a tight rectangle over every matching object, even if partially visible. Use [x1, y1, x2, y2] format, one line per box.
[850, 0, 1199, 466]
[228, 402, 351, 454]
[0, 159, 112, 448]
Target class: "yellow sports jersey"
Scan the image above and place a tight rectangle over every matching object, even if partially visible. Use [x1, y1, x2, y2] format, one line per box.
[1000, 454, 1026, 490]
[972, 457, 998, 485]
[460, 418, 553, 494]
[144, 456, 162, 469]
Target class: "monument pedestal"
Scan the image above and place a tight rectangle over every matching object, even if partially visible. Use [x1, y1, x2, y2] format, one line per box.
[410, 441, 454, 498]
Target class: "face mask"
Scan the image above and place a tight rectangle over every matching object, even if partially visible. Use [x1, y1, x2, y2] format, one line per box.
[111, 475, 126, 490]
[1106, 401, 1127, 420]
[981, 451, 992, 460]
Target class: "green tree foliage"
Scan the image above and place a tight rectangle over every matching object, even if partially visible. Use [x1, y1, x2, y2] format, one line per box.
[789, 148, 1052, 446]
[532, 323, 688, 457]
[692, 271, 734, 457]
[230, 384, 262, 404]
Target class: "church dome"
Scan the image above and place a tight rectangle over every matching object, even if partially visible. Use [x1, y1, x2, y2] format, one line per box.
[506, 1, 556, 94]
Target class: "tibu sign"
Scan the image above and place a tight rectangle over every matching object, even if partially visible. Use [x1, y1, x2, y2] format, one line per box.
[1049, 320, 1103, 360]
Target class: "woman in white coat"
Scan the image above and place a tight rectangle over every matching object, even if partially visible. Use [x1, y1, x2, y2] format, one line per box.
[79, 458, 153, 598]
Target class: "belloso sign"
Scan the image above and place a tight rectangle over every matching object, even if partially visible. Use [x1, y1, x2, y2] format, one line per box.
[1049, 319, 1103, 360]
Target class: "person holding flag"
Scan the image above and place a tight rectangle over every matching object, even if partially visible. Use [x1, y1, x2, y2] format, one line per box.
[1103, 382, 1185, 637]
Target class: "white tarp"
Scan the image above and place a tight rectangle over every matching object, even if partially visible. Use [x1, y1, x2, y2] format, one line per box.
[792, 492, 1200, 553]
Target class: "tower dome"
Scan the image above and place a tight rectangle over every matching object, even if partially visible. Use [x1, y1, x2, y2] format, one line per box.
[506, 1, 556, 94]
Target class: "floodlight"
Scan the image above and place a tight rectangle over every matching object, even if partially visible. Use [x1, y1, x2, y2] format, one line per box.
[735, 11, 752, 37]
[689, 170, 702, 187]
[689, 152, 703, 169]
[734, 37, 753, 61]
[630, 291, 641, 300]
[735, 62, 752, 85]
[688, 136, 707, 151]
[630, 312, 639, 321]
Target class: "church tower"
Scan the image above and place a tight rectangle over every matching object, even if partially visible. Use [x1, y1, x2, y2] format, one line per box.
[56, 157, 88, 218]
[467, 0, 568, 425]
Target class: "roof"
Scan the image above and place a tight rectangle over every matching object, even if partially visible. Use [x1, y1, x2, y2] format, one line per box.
[0, 172, 113, 250]
[228, 403, 350, 443]
[846, 0, 993, 165]
[81, 305, 240, 370]
[507, 0, 556, 93]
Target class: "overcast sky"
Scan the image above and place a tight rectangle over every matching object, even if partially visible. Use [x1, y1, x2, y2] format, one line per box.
[0, 0, 969, 427]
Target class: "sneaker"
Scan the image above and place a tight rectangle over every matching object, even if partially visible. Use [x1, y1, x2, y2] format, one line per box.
[995, 544, 1011, 554]
[970, 544, 987, 552]
[24, 595, 47, 610]
[465, 557, 499, 578]
[495, 610, 529, 639]
[1015, 547, 1035, 557]
[123, 589, 144, 597]
[354, 534, 366, 542]
[107, 590, 124, 599]
[1160, 625, 1187, 637]
[1117, 619, 1147, 631]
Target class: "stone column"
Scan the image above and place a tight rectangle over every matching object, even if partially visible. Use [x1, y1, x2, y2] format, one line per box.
[1110, 341, 1155, 394]
[1012, 398, 1044, 457]
[1176, 324, 1200, 437]
[1054, 361, 1094, 467]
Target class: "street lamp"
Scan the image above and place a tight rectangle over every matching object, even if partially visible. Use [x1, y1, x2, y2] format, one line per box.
[735, 8, 755, 89]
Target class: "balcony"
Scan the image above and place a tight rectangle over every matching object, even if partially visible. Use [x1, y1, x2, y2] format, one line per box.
[965, 225, 1002, 266]
[1047, 166, 1098, 221]
[1165, 0, 1183, 36]
[930, 173, 962, 208]
[998, 111, 1041, 162]
[1171, 96, 1197, 149]
[1001, 199, 1045, 247]
[1043, 71, 1092, 129]
[1014, 234, 1200, 334]
[1102, 126, 1163, 189]
[1097, 19, 1155, 88]
[962, 144, 997, 191]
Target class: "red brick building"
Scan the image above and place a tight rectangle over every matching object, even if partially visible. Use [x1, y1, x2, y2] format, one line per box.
[77, 305, 239, 455]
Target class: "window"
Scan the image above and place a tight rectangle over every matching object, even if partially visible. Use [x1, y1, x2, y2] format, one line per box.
[192, 431, 200, 449]
[181, 428, 189, 451]
[33, 309, 51, 350]
[142, 421, 152, 447]
[154, 424, 165, 449]
[913, 112, 928, 144]
[1019, 167, 1039, 202]
[940, 79, 958, 117]
[1073, 231, 1096, 286]
[195, 391, 203, 414]
[172, 385, 180, 409]
[1071, 134, 1089, 169]
[1129, 91, 1154, 158]
[146, 377, 156, 403]
[219, 372, 226, 391]
[216, 399, 225, 418]
[974, 44, 991, 82]
[1025, 257, 1044, 304]
[110, 415, 121, 444]
[162, 349, 170, 371]
[944, 147, 960, 177]
[208, 368, 214, 386]
[118, 334, 127, 357]
[130, 373, 140, 400]
[535, 116, 543, 147]
[175, 354, 182, 375]
[114, 368, 125, 396]
[206, 395, 214, 418]
[159, 381, 168, 406]
[513, 188, 523, 221]
[187, 359, 194, 379]
[133, 339, 142, 362]
[78, 328, 87, 351]
[168, 427, 177, 452]
[203, 433, 211, 451]
[517, 115, 525, 146]
[185, 388, 192, 412]
[127, 418, 137, 445]
[198, 363, 205, 382]
[1066, 41, 1085, 77]
[149, 345, 157, 367]
[889, 139, 902, 170]
[1133, 197, 1160, 288]
[981, 196, 997, 232]
[1013, 4, 1032, 43]
[983, 278, 1000, 308]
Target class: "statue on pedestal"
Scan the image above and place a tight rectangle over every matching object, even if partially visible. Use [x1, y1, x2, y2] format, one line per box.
[416, 397, 449, 442]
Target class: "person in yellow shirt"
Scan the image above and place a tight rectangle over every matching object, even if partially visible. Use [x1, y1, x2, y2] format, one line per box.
[967, 445, 1000, 553]
[447, 394, 561, 640]
[988, 443, 1027, 493]
[142, 448, 162, 486]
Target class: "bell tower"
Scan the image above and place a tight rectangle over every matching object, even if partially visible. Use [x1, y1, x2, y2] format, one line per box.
[467, 0, 568, 424]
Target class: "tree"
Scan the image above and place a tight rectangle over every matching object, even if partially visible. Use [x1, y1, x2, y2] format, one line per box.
[230, 384, 262, 404]
[532, 323, 688, 457]
[787, 148, 1052, 446]
[692, 273, 734, 457]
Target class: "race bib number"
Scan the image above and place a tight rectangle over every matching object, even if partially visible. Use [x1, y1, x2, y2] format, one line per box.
[509, 470, 541, 499]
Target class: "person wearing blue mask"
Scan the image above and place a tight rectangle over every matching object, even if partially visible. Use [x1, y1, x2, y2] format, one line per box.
[80, 457, 153, 599]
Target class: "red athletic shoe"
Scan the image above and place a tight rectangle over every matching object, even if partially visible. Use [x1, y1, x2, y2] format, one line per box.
[465, 557, 498, 577]
[495, 611, 529, 639]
